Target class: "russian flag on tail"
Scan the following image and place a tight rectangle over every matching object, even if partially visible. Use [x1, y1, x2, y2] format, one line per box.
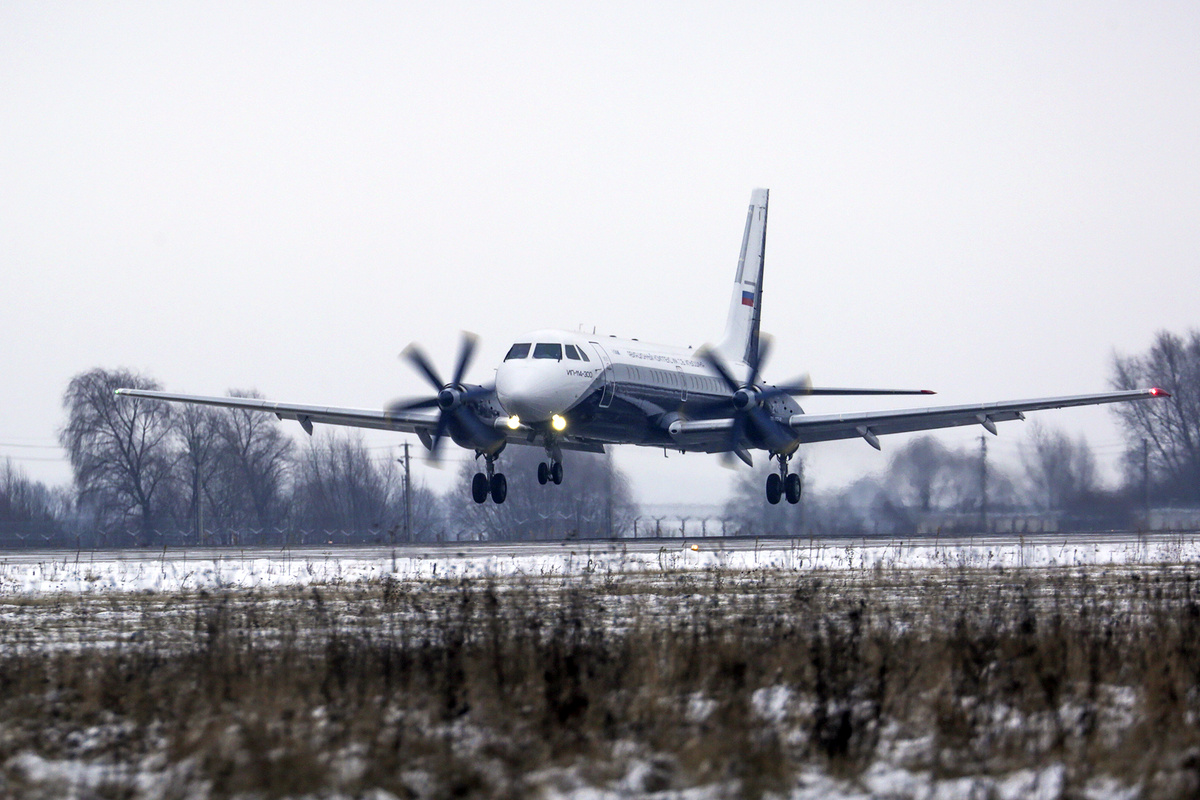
[741, 290, 754, 306]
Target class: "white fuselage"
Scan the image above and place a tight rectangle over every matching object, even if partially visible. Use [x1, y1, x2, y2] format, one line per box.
[494, 328, 782, 451]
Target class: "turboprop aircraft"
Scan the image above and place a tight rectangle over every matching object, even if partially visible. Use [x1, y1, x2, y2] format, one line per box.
[117, 189, 1168, 505]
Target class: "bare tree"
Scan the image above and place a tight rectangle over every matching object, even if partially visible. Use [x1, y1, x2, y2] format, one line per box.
[60, 368, 177, 544]
[172, 404, 223, 542]
[293, 432, 396, 536]
[884, 436, 979, 513]
[1019, 422, 1097, 512]
[802, 476, 886, 537]
[447, 447, 637, 541]
[870, 435, 1020, 533]
[210, 389, 294, 532]
[0, 458, 69, 547]
[1112, 330, 1200, 503]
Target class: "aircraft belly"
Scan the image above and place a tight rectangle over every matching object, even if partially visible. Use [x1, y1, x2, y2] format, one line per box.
[570, 387, 669, 446]
[567, 384, 733, 451]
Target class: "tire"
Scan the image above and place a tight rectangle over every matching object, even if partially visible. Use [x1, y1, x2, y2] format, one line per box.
[765, 472, 782, 505]
[537, 462, 549, 485]
[785, 472, 802, 504]
[490, 472, 508, 504]
[471, 472, 489, 504]
[551, 461, 564, 485]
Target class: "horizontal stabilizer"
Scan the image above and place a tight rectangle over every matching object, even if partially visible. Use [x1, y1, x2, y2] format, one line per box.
[801, 387, 936, 397]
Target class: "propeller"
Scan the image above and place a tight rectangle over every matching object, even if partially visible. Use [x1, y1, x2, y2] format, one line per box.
[387, 332, 500, 460]
[696, 337, 935, 465]
[697, 337, 803, 465]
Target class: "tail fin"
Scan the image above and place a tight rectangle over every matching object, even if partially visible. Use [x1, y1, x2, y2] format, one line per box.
[715, 188, 769, 366]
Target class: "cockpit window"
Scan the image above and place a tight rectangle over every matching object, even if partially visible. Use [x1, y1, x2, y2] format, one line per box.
[504, 343, 531, 360]
[564, 344, 581, 360]
[533, 343, 562, 360]
[576, 346, 590, 362]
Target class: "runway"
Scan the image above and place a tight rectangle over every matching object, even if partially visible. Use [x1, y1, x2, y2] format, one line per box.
[0, 529, 1193, 565]
[1, 530, 1197, 595]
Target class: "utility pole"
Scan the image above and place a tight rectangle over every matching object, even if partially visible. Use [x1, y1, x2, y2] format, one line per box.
[400, 442, 412, 544]
[1142, 438, 1150, 526]
[979, 435, 989, 534]
[194, 467, 204, 545]
[605, 449, 614, 539]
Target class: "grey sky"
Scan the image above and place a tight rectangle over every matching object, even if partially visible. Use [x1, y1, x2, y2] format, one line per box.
[3, 2, 1198, 505]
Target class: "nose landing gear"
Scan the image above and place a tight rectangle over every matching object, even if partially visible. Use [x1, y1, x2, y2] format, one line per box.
[766, 453, 802, 505]
[471, 453, 507, 504]
[537, 438, 564, 486]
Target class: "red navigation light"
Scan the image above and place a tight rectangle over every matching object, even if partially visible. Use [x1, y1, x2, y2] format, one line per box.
[1150, 387, 1171, 397]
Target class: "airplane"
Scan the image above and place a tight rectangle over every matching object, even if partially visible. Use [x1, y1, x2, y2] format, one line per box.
[117, 189, 1168, 505]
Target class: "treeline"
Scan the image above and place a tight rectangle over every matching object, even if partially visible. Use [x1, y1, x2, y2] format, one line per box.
[726, 328, 1200, 536]
[40, 368, 441, 547]
[2, 329, 1197, 547]
[726, 425, 1108, 537]
[1, 367, 637, 548]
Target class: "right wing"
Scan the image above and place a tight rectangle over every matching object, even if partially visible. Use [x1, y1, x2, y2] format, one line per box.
[113, 388, 608, 453]
[114, 388, 439, 436]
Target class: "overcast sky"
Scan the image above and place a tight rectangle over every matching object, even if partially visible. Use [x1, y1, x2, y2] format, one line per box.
[3, 2, 1198, 507]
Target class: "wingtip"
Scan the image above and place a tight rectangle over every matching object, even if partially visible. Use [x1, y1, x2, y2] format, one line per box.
[1149, 387, 1171, 398]
[921, 389, 937, 395]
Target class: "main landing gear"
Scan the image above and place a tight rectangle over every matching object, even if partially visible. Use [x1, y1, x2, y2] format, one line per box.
[471, 453, 507, 504]
[766, 453, 802, 505]
[536, 460, 564, 486]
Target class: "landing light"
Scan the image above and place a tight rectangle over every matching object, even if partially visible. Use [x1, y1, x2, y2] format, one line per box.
[506, 415, 521, 430]
[551, 414, 567, 432]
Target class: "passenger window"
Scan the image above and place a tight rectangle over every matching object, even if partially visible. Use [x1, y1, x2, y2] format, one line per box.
[504, 343, 531, 360]
[533, 343, 562, 360]
[564, 345, 581, 360]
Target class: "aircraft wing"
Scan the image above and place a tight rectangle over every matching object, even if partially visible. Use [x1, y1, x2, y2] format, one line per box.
[786, 388, 1166, 447]
[114, 388, 440, 435]
[114, 388, 609, 454]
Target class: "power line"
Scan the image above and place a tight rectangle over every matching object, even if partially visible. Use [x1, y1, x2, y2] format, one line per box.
[0, 455, 69, 463]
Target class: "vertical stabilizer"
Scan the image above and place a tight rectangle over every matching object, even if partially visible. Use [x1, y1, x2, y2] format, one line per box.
[715, 188, 769, 366]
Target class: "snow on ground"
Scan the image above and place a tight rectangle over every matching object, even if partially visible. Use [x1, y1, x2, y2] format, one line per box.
[0, 533, 1196, 595]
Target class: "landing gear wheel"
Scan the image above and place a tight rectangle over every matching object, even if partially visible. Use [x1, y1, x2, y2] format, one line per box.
[785, 472, 802, 504]
[765, 472, 782, 505]
[550, 461, 564, 485]
[537, 462, 549, 485]
[471, 472, 489, 504]
[490, 472, 508, 504]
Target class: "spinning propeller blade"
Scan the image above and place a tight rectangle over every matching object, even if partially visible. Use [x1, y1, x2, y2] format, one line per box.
[697, 341, 798, 463]
[387, 331, 499, 461]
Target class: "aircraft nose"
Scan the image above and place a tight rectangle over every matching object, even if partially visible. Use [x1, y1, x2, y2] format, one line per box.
[496, 362, 569, 422]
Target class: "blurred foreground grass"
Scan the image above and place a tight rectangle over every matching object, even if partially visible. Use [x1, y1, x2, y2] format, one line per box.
[1, 563, 1199, 798]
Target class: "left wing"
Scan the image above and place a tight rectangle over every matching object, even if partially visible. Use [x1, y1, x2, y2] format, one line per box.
[784, 388, 1167, 449]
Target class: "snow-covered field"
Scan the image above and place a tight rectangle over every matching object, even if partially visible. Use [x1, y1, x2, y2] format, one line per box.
[2, 535, 1198, 799]
[1, 532, 1196, 595]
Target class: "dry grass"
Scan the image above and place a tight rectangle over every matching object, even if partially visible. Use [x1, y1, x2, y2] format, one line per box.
[1, 563, 1200, 798]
